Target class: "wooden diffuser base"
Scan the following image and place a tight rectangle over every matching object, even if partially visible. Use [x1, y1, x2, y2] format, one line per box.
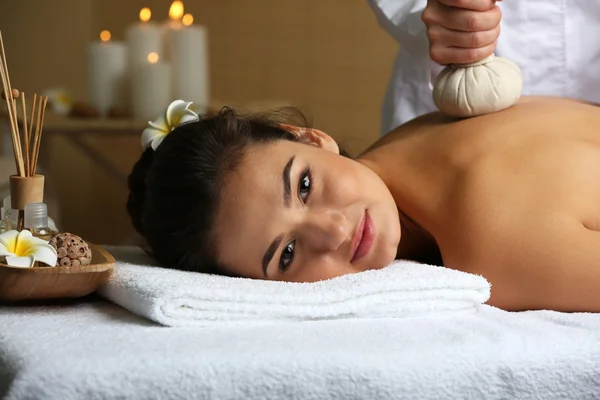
[9, 174, 44, 209]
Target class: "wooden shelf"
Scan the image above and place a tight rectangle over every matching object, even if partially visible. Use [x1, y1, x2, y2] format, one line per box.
[0, 99, 292, 134]
[0, 98, 293, 187]
[21, 113, 147, 134]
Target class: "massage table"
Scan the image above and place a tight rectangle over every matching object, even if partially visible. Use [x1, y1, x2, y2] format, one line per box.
[2, 291, 600, 399]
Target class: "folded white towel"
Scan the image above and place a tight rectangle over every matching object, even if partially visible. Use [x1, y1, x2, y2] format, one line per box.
[98, 246, 491, 327]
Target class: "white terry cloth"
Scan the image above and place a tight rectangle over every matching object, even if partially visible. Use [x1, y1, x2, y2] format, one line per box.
[1, 300, 600, 400]
[97, 246, 490, 327]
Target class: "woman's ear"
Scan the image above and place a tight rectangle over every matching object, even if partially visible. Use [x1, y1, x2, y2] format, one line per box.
[279, 124, 340, 155]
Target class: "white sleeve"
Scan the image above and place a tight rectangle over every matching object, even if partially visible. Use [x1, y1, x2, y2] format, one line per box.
[366, 0, 430, 58]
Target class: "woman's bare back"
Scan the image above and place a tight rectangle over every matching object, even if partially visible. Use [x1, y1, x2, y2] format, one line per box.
[362, 96, 600, 312]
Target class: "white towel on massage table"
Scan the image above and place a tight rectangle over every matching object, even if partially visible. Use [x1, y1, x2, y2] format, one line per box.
[98, 246, 490, 327]
[2, 299, 600, 400]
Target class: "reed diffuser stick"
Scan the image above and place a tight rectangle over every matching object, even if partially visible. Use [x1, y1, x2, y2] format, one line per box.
[13, 99, 24, 173]
[0, 31, 25, 177]
[21, 93, 30, 177]
[0, 63, 15, 140]
[31, 97, 47, 174]
[29, 93, 37, 145]
[0, 68, 22, 176]
[28, 93, 38, 176]
[31, 98, 42, 175]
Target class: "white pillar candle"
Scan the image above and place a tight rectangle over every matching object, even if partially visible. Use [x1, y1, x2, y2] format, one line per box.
[161, 1, 185, 69]
[132, 53, 172, 120]
[87, 30, 127, 117]
[169, 23, 210, 113]
[126, 8, 164, 75]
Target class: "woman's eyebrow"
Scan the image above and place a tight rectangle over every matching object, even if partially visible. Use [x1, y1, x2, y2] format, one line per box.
[262, 155, 295, 276]
[282, 155, 295, 207]
[262, 234, 283, 277]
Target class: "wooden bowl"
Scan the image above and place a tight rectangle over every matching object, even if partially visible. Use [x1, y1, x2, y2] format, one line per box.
[0, 243, 115, 302]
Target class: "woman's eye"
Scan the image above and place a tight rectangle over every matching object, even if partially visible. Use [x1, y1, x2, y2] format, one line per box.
[279, 241, 295, 272]
[299, 169, 311, 202]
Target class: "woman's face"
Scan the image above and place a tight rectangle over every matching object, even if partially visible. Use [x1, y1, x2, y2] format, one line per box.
[213, 130, 401, 282]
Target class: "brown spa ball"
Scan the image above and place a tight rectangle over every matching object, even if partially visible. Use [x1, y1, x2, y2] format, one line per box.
[49, 233, 92, 267]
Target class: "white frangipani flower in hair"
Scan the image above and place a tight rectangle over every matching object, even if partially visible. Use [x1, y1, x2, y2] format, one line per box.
[141, 100, 199, 151]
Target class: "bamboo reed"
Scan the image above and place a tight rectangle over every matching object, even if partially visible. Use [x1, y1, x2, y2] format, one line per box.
[1, 30, 50, 230]
[0, 31, 49, 180]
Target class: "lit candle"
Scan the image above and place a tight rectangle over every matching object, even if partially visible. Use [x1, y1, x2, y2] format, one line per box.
[132, 52, 172, 120]
[162, 1, 184, 61]
[126, 8, 164, 75]
[167, 1, 184, 29]
[167, 9, 210, 113]
[87, 30, 127, 117]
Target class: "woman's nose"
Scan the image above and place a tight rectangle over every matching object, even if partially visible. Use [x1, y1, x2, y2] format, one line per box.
[300, 208, 351, 251]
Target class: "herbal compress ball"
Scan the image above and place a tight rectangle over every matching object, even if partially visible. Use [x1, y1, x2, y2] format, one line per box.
[433, 55, 523, 118]
[49, 233, 92, 266]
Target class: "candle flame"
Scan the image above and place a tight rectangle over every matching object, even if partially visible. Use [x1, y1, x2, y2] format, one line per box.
[148, 52, 159, 64]
[169, 1, 184, 21]
[139, 7, 151, 22]
[182, 13, 193, 26]
[100, 30, 111, 42]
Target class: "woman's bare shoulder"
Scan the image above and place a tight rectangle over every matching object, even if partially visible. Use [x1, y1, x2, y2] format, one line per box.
[363, 96, 597, 153]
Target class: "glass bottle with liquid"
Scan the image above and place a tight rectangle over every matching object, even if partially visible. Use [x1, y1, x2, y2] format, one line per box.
[24, 202, 53, 241]
[0, 196, 14, 233]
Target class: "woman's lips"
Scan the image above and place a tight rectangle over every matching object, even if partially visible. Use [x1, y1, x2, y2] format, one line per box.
[351, 210, 375, 263]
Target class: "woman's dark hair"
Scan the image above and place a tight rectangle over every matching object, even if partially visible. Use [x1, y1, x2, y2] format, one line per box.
[127, 106, 348, 275]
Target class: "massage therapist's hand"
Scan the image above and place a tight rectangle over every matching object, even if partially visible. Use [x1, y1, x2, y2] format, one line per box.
[422, 0, 502, 65]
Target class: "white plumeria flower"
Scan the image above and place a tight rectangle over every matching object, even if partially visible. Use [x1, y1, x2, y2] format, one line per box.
[141, 100, 199, 151]
[0, 230, 58, 268]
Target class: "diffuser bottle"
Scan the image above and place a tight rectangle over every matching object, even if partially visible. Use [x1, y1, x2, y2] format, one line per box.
[0, 196, 16, 233]
[24, 202, 53, 241]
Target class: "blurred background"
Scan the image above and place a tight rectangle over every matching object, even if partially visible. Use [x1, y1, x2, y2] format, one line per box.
[0, 0, 397, 245]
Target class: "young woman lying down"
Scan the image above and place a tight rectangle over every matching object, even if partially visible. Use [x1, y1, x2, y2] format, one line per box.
[127, 96, 600, 313]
